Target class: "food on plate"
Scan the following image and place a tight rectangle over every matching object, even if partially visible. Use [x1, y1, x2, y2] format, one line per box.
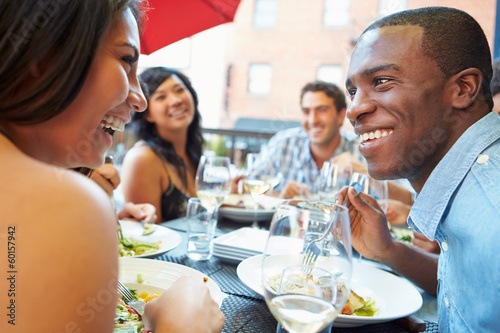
[267, 273, 378, 317]
[114, 289, 161, 333]
[142, 223, 156, 236]
[118, 237, 161, 257]
[391, 227, 413, 244]
[340, 289, 378, 316]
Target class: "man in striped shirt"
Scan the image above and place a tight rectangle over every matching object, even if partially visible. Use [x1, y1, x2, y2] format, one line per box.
[253, 81, 362, 199]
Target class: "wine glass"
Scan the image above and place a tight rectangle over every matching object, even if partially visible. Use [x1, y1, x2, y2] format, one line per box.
[242, 175, 273, 228]
[317, 162, 353, 203]
[354, 172, 389, 214]
[195, 155, 231, 216]
[262, 199, 352, 333]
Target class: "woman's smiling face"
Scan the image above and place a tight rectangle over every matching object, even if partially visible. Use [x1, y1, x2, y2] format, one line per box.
[147, 75, 195, 137]
[346, 25, 456, 186]
[30, 8, 146, 168]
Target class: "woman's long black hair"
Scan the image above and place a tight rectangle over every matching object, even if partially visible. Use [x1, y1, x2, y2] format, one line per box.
[131, 67, 203, 188]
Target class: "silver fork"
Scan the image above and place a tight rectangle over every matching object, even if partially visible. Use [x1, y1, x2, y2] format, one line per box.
[117, 280, 146, 316]
[301, 180, 365, 270]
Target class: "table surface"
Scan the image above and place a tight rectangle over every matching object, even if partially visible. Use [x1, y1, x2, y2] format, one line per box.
[157, 216, 438, 333]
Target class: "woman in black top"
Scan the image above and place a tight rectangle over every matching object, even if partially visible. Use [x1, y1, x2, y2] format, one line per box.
[122, 67, 203, 222]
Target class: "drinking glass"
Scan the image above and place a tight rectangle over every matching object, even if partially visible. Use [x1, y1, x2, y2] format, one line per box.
[195, 155, 231, 216]
[354, 173, 389, 214]
[242, 175, 273, 228]
[317, 162, 353, 203]
[262, 199, 352, 333]
[186, 197, 217, 261]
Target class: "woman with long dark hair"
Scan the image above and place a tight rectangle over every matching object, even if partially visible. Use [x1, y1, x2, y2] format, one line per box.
[122, 67, 203, 222]
[0, 1, 223, 331]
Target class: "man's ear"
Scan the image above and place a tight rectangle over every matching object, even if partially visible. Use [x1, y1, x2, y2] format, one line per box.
[449, 68, 482, 109]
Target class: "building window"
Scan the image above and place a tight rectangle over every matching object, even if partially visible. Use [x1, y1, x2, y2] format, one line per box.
[253, 0, 277, 28]
[378, 0, 407, 17]
[317, 65, 343, 87]
[248, 63, 272, 94]
[323, 0, 350, 27]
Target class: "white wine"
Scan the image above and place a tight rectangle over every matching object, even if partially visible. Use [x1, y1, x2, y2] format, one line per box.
[261, 176, 280, 188]
[197, 189, 227, 208]
[243, 179, 271, 201]
[268, 294, 336, 333]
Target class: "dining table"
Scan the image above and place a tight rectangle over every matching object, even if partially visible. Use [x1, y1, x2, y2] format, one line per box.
[156, 215, 439, 333]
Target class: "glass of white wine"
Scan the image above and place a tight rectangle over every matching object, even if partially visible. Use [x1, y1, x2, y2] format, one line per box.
[262, 199, 353, 333]
[195, 155, 231, 216]
[242, 177, 272, 228]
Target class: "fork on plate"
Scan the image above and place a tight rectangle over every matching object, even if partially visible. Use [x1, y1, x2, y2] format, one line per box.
[301, 180, 365, 270]
[117, 280, 146, 316]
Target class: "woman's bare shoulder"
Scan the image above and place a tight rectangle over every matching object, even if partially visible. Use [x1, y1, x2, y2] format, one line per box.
[1, 154, 118, 331]
[122, 143, 163, 175]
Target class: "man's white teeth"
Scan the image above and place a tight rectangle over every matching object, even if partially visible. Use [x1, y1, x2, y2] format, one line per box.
[100, 115, 125, 132]
[360, 129, 393, 143]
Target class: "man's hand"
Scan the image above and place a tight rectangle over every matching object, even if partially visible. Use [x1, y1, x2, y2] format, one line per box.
[338, 187, 395, 262]
[280, 180, 311, 199]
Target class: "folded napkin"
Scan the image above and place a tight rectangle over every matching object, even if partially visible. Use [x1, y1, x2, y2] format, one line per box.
[213, 227, 269, 263]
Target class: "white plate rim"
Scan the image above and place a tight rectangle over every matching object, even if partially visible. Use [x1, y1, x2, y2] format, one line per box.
[119, 257, 223, 307]
[236, 254, 423, 327]
[219, 206, 275, 222]
[120, 220, 182, 258]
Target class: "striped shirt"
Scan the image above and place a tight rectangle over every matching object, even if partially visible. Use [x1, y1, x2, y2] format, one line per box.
[252, 127, 359, 192]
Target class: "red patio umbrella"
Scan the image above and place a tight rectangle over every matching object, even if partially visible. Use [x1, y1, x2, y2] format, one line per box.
[140, 0, 242, 55]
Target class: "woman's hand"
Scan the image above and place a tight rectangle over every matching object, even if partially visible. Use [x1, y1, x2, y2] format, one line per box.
[117, 202, 157, 224]
[144, 276, 225, 333]
[90, 163, 120, 196]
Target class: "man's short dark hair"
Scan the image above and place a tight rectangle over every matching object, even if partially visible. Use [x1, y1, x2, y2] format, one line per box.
[363, 6, 493, 110]
[300, 81, 347, 113]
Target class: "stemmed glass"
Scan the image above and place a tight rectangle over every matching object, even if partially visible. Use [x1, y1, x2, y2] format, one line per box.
[353, 172, 389, 214]
[261, 199, 352, 333]
[242, 174, 273, 228]
[195, 155, 232, 217]
[317, 162, 353, 203]
[242, 153, 278, 227]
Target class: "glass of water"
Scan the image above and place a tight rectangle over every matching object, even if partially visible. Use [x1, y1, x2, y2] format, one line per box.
[186, 197, 217, 261]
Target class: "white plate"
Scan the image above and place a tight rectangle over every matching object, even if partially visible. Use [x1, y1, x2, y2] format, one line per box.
[213, 227, 269, 253]
[119, 257, 224, 307]
[120, 220, 182, 258]
[237, 255, 423, 328]
[219, 206, 275, 222]
[219, 194, 283, 223]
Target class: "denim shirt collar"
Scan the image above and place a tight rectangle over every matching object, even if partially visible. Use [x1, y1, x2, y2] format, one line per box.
[408, 112, 500, 239]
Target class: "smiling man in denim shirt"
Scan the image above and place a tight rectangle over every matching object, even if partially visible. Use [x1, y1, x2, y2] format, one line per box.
[343, 7, 500, 332]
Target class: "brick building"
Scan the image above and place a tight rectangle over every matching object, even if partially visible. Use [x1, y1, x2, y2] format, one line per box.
[219, 0, 496, 129]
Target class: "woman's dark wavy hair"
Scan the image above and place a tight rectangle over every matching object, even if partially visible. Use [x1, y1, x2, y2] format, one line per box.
[362, 6, 493, 110]
[133, 67, 203, 187]
[0, 0, 145, 124]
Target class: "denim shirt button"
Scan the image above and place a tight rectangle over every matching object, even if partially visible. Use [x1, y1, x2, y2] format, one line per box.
[476, 154, 489, 164]
[441, 241, 449, 251]
[444, 297, 450, 308]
